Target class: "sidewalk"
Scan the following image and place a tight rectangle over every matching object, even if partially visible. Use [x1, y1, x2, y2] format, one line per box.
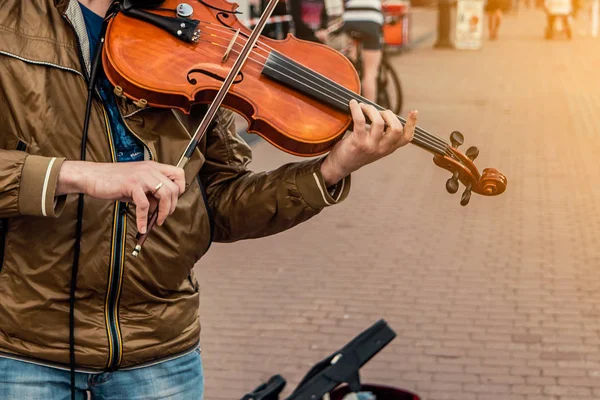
[195, 8, 600, 400]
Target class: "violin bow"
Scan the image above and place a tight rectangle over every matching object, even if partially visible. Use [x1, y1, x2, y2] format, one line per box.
[132, 0, 281, 257]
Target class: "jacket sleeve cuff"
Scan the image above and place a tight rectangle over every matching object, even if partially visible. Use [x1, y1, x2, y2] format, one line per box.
[296, 158, 351, 209]
[18, 155, 67, 218]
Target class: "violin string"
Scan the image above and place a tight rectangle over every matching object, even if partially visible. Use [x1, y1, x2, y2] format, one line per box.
[194, 35, 452, 156]
[261, 59, 454, 156]
[198, 22, 452, 151]
[195, 27, 452, 156]
[200, 32, 384, 114]
[192, 37, 452, 156]
[264, 52, 455, 156]
[256, 65, 452, 155]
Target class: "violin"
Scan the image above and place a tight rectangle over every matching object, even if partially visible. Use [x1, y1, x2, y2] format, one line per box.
[101, 0, 507, 254]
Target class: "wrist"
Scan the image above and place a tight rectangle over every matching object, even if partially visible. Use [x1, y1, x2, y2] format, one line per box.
[320, 155, 349, 187]
[57, 161, 88, 196]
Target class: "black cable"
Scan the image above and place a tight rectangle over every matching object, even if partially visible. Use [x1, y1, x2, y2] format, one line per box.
[69, 6, 117, 397]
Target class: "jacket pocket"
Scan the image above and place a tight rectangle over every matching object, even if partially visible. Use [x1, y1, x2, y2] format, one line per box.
[16, 140, 27, 152]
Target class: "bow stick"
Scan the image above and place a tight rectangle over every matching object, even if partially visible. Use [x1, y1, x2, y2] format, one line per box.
[132, 0, 281, 257]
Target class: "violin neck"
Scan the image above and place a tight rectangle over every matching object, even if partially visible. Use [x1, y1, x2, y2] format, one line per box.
[344, 94, 448, 157]
[262, 51, 450, 157]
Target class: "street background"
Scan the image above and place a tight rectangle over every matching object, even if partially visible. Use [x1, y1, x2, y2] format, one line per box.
[193, 5, 600, 400]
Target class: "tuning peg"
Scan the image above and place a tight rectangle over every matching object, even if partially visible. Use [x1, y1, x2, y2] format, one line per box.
[465, 146, 480, 161]
[460, 184, 472, 206]
[446, 171, 459, 194]
[450, 131, 464, 149]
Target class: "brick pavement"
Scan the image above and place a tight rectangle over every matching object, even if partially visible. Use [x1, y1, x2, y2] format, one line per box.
[193, 8, 600, 400]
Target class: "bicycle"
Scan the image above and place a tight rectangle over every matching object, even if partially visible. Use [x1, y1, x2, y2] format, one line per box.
[327, 18, 404, 115]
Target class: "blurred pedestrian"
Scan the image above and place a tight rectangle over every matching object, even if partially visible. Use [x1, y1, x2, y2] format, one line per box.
[342, 0, 385, 102]
[290, 0, 384, 103]
[485, 0, 511, 39]
[289, 0, 330, 43]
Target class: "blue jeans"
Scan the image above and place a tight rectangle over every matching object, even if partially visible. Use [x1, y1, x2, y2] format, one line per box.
[0, 348, 204, 399]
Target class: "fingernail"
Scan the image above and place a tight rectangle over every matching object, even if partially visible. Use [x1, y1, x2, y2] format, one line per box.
[141, 227, 146, 234]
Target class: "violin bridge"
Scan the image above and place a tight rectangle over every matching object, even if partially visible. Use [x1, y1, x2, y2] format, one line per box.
[222, 29, 241, 63]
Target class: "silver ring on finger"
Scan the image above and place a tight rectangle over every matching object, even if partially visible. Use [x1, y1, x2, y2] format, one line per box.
[152, 181, 164, 196]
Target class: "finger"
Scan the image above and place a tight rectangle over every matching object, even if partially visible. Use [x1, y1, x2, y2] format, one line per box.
[162, 178, 180, 215]
[151, 170, 179, 215]
[148, 181, 172, 227]
[349, 99, 367, 139]
[132, 187, 150, 234]
[360, 104, 385, 142]
[157, 164, 186, 195]
[401, 110, 418, 145]
[380, 109, 403, 146]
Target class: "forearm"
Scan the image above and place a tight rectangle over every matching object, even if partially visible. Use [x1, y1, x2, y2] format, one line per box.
[205, 158, 350, 243]
[199, 109, 352, 243]
[320, 155, 351, 187]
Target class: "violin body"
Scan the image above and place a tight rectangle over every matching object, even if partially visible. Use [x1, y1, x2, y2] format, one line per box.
[103, 0, 360, 156]
[104, 0, 507, 207]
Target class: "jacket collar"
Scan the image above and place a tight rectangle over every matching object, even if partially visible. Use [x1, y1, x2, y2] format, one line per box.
[60, 0, 92, 74]
[54, 0, 70, 15]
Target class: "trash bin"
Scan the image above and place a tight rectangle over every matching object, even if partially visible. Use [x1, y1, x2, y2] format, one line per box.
[382, 1, 411, 48]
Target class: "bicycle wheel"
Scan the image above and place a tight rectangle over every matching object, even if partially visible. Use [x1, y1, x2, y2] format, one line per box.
[377, 57, 403, 115]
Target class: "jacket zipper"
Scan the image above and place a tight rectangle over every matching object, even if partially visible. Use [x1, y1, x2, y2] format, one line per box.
[58, 14, 124, 370]
[0, 51, 83, 76]
[60, 13, 159, 370]
[101, 100, 155, 370]
[101, 108, 128, 370]
[104, 200, 127, 369]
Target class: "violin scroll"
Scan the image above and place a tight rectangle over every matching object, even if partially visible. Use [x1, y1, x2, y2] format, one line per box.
[479, 168, 508, 196]
[433, 131, 507, 206]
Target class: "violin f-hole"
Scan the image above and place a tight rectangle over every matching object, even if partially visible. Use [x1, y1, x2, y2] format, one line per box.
[186, 68, 244, 85]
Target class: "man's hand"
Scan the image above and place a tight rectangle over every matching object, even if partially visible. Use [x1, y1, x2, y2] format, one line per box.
[320, 99, 418, 186]
[57, 161, 186, 234]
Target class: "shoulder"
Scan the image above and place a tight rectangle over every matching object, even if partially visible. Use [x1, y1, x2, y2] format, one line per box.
[0, 0, 67, 37]
[0, 0, 79, 64]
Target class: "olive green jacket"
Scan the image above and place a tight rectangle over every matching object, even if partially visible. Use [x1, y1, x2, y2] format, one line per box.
[0, 0, 350, 371]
